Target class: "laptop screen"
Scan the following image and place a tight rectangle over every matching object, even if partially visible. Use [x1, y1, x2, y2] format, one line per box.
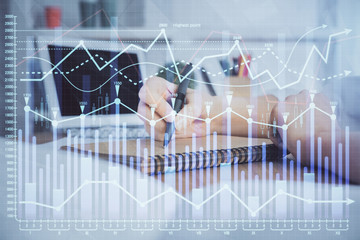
[48, 45, 142, 116]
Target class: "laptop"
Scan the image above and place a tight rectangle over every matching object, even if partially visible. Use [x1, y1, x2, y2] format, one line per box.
[38, 36, 148, 138]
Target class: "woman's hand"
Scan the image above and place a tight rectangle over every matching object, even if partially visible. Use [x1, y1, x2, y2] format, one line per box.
[137, 77, 217, 140]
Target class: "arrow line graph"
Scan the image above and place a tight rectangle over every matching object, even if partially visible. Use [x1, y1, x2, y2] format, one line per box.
[235, 27, 352, 89]
[20, 26, 352, 90]
[18, 180, 354, 215]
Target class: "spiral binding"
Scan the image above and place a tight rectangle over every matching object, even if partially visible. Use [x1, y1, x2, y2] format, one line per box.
[145, 144, 281, 174]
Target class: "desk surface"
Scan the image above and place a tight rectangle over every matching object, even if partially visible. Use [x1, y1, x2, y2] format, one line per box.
[33, 131, 314, 191]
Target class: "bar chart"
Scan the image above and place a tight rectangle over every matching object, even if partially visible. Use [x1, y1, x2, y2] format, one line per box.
[3, 14, 355, 235]
[15, 100, 353, 233]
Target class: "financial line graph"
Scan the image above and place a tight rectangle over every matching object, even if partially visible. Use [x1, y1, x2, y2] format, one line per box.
[19, 180, 354, 215]
[20, 26, 352, 90]
[24, 93, 335, 130]
[21, 49, 350, 91]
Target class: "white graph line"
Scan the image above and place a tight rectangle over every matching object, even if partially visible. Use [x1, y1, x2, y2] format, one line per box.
[25, 100, 334, 130]
[177, 113, 205, 122]
[26, 100, 150, 125]
[20, 50, 261, 78]
[155, 112, 175, 123]
[18, 181, 354, 215]
[21, 29, 182, 85]
[177, 24, 326, 87]
[314, 106, 332, 118]
[231, 110, 249, 121]
[118, 100, 150, 123]
[251, 120, 279, 129]
[210, 110, 229, 121]
[86, 102, 115, 116]
[287, 107, 310, 126]
[22, 50, 350, 89]
[237, 28, 352, 89]
[28, 109, 52, 122]
[57, 102, 116, 124]
[20, 26, 352, 90]
[252, 190, 281, 215]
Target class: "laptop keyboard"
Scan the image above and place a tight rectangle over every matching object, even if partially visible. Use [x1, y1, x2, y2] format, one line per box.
[68, 125, 149, 140]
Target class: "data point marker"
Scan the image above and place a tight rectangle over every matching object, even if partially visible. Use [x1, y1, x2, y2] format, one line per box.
[151, 107, 155, 119]
[206, 105, 211, 117]
[331, 105, 336, 114]
[52, 120, 58, 127]
[52, 110, 58, 119]
[24, 96, 30, 105]
[226, 94, 233, 106]
[282, 112, 289, 123]
[115, 85, 120, 96]
[171, 97, 176, 109]
[247, 108, 253, 117]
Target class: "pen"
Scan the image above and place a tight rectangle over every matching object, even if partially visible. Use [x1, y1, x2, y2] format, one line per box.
[238, 56, 244, 77]
[201, 67, 217, 96]
[243, 54, 251, 77]
[163, 64, 192, 146]
[232, 58, 239, 76]
[219, 59, 230, 76]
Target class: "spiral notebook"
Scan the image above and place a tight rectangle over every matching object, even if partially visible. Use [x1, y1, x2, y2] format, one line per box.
[67, 135, 280, 174]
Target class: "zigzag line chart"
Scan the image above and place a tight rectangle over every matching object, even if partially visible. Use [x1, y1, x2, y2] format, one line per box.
[20, 26, 352, 90]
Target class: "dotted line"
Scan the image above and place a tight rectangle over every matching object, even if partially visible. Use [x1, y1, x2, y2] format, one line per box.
[21, 52, 268, 84]
[21, 54, 138, 84]
[21, 49, 343, 85]
[17, 40, 271, 44]
[17, 47, 269, 51]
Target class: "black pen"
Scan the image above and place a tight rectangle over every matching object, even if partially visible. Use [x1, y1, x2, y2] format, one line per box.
[201, 67, 216, 96]
[163, 64, 192, 146]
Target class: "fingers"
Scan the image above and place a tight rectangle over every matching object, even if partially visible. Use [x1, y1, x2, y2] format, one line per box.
[139, 77, 177, 122]
[137, 76, 211, 140]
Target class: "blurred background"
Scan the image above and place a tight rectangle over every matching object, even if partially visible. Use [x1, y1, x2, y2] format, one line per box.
[1, 0, 359, 137]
